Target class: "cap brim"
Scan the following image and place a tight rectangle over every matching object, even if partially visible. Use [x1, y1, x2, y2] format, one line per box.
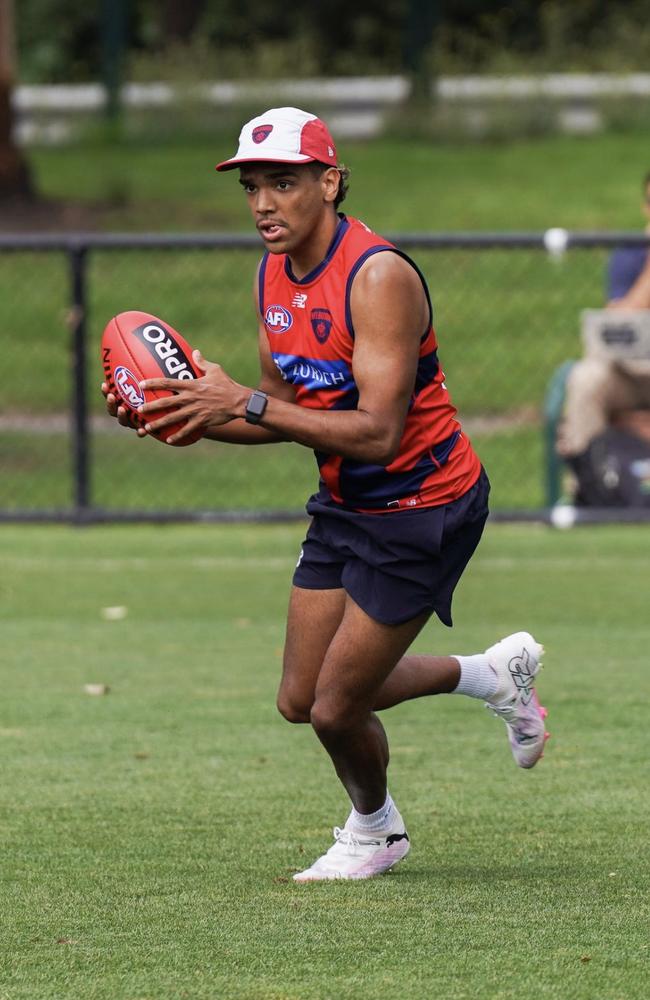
[215, 153, 319, 172]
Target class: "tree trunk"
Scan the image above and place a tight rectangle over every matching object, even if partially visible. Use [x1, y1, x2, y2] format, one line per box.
[0, 0, 33, 200]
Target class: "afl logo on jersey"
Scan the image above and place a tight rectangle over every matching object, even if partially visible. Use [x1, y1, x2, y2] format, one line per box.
[253, 124, 273, 144]
[311, 307, 333, 344]
[265, 304, 293, 334]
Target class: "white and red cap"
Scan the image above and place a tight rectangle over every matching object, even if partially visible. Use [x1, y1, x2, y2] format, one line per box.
[216, 107, 337, 172]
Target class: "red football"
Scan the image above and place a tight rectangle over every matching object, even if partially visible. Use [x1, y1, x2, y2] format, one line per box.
[101, 311, 203, 446]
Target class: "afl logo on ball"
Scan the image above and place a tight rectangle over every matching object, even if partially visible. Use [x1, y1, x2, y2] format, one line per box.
[253, 124, 273, 144]
[114, 366, 145, 408]
[265, 304, 293, 334]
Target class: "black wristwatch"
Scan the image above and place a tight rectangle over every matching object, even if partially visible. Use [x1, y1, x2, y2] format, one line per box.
[244, 389, 269, 425]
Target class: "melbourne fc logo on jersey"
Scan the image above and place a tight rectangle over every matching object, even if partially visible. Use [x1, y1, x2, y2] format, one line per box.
[252, 124, 273, 144]
[310, 308, 333, 344]
[265, 304, 293, 334]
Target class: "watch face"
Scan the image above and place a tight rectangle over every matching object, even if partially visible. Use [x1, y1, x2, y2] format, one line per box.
[246, 391, 268, 421]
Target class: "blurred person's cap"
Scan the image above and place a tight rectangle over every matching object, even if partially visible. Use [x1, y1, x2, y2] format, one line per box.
[216, 107, 337, 171]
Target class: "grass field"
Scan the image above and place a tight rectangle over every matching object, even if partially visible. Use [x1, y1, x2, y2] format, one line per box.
[25, 129, 650, 233]
[2, 521, 649, 999]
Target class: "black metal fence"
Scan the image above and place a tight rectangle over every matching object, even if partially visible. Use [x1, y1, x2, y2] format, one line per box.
[2, 230, 650, 525]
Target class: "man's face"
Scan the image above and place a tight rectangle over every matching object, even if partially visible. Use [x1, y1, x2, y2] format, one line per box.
[238, 163, 339, 255]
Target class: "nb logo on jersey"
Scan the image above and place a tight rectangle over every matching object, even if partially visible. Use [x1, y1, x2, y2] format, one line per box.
[291, 292, 308, 309]
[265, 304, 293, 334]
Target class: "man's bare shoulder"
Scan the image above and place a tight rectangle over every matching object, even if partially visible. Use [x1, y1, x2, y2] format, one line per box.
[353, 248, 423, 293]
[350, 250, 428, 332]
[349, 249, 429, 342]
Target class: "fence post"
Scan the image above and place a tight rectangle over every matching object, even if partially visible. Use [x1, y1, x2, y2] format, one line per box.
[69, 245, 90, 519]
[543, 359, 576, 506]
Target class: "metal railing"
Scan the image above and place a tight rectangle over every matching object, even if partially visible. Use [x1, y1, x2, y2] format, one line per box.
[2, 230, 650, 525]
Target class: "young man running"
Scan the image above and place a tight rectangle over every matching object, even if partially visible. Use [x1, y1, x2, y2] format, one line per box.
[103, 107, 548, 882]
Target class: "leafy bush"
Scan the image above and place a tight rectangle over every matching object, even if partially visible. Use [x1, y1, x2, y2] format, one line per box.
[16, 0, 650, 84]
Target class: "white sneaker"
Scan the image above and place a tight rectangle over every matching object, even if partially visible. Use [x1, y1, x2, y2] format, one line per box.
[485, 631, 549, 769]
[293, 813, 410, 883]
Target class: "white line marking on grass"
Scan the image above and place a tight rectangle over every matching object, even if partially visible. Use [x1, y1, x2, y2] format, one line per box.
[475, 556, 650, 571]
[2, 556, 296, 572]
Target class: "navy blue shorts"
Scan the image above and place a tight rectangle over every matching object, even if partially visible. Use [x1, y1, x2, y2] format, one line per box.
[293, 468, 490, 627]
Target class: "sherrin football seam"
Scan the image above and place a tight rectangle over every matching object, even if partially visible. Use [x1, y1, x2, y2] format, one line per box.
[117, 318, 177, 432]
[114, 322, 150, 430]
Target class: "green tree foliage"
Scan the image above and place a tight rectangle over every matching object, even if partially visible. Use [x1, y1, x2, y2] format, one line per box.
[14, 0, 650, 83]
[434, 0, 650, 73]
[17, 0, 101, 82]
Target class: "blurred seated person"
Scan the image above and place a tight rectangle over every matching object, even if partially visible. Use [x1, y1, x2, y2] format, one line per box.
[557, 173, 650, 503]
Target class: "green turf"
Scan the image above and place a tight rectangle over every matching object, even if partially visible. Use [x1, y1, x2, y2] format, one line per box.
[25, 129, 650, 232]
[1, 522, 649, 999]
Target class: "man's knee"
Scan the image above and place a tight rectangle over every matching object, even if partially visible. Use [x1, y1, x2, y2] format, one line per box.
[566, 357, 616, 398]
[276, 690, 312, 725]
[310, 696, 359, 740]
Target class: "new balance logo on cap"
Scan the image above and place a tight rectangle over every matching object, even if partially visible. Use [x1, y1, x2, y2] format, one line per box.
[216, 107, 337, 171]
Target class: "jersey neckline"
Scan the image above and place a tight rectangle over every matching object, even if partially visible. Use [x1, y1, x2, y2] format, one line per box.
[284, 214, 349, 286]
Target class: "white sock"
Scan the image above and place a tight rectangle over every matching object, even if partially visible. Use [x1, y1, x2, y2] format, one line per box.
[452, 653, 498, 700]
[346, 793, 397, 834]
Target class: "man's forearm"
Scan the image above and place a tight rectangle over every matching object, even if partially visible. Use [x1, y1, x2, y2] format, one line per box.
[203, 419, 287, 445]
[230, 393, 403, 465]
[203, 400, 395, 461]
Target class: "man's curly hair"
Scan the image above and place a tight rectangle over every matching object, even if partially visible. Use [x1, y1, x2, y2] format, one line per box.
[333, 164, 350, 208]
[308, 162, 351, 209]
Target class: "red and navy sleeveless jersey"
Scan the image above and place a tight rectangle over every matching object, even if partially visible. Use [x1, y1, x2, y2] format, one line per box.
[259, 214, 481, 511]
